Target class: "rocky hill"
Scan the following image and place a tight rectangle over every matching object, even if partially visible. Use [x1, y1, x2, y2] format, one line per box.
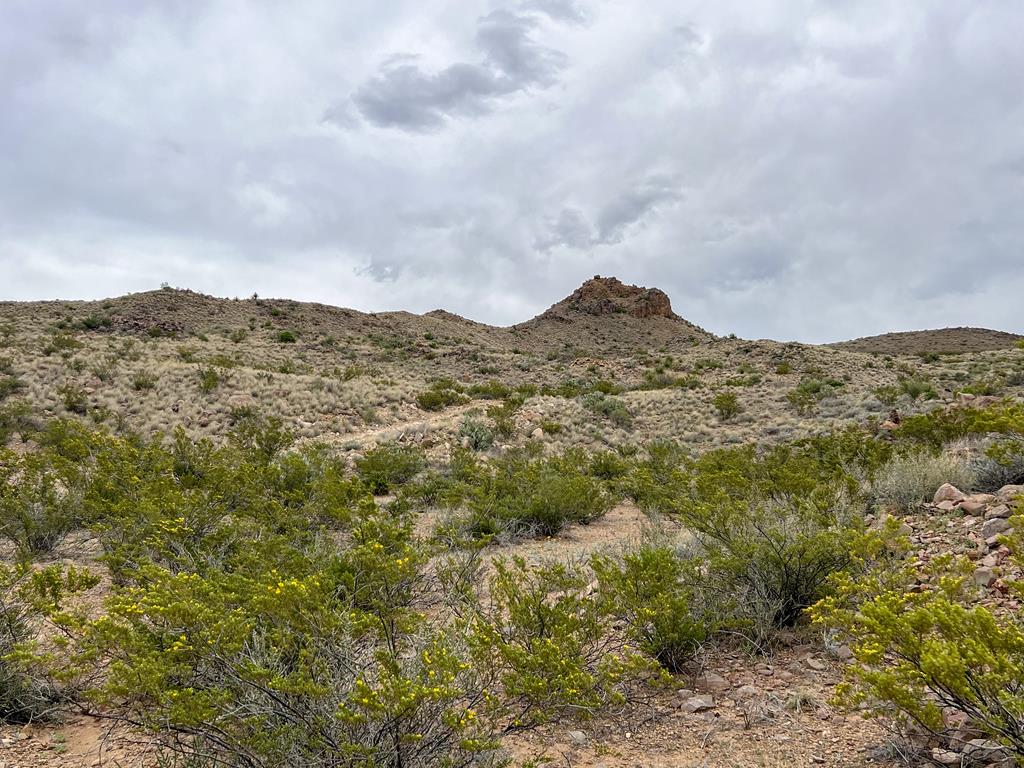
[831, 327, 1022, 356]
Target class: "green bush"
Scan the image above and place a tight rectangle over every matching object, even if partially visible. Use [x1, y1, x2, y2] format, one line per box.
[712, 391, 741, 421]
[276, 329, 297, 343]
[416, 379, 467, 411]
[197, 366, 222, 392]
[355, 443, 426, 495]
[130, 371, 158, 391]
[642, 439, 881, 637]
[0, 375, 25, 402]
[468, 557, 652, 725]
[581, 393, 633, 429]
[593, 544, 706, 673]
[459, 416, 494, 451]
[812, 529, 1024, 759]
[0, 449, 85, 555]
[57, 383, 88, 415]
[1, 563, 98, 722]
[455, 450, 613, 539]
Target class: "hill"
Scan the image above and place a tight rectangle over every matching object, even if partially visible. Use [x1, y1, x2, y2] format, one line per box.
[831, 326, 1022, 356]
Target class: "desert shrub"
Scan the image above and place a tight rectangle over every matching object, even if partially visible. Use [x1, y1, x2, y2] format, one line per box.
[459, 416, 494, 451]
[873, 384, 901, 407]
[130, 371, 158, 391]
[228, 327, 247, 343]
[276, 329, 297, 343]
[539, 420, 562, 435]
[899, 377, 937, 400]
[77, 504, 504, 768]
[197, 365, 223, 392]
[693, 358, 723, 372]
[416, 379, 467, 411]
[869, 451, 976, 510]
[228, 412, 296, 463]
[486, 398, 521, 438]
[57, 383, 88, 415]
[355, 443, 426, 495]
[0, 401, 37, 444]
[712, 391, 741, 421]
[468, 557, 652, 725]
[1, 563, 98, 722]
[0, 449, 85, 555]
[644, 439, 880, 637]
[454, 450, 613, 540]
[581, 393, 633, 429]
[467, 380, 511, 400]
[812, 535, 1024, 759]
[0, 374, 25, 402]
[592, 544, 706, 673]
[41, 332, 82, 357]
[786, 377, 843, 416]
[775, 361, 793, 375]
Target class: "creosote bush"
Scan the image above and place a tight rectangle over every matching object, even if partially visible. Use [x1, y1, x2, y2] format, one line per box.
[355, 442, 426, 495]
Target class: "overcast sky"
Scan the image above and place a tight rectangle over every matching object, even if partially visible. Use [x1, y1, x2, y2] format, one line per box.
[1, 1, 1022, 342]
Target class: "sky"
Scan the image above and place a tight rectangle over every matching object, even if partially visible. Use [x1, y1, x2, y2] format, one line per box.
[1, 1, 1022, 343]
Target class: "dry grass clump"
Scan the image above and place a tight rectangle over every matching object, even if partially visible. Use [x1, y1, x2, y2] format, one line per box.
[869, 451, 976, 510]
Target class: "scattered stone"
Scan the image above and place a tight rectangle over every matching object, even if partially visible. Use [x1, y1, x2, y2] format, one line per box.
[936, 500, 956, 512]
[934, 484, 966, 504]
[805, 657, 826, 671]
[930, 748, 960, 766]
[984, 505, 1012, 520]
[973, 567, 996, 587]
[733, 685, 761, 700]
[981, 518, 1011, 539]
[958, 500, 987, 515]
[530, 427, 543, 439]
[995, 485, 1024, 503]
[697, 672, 730, 692]
[680, 694, 715, 713]
[961, 738, 1012, 766]
[567, 730, 587, 746]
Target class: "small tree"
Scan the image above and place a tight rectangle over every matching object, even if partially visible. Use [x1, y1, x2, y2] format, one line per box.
[712, 391, 741, 421]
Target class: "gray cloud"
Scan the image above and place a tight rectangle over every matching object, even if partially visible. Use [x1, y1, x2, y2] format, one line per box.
[1, 1, 1023, 343]
[346, 8, 569, 132]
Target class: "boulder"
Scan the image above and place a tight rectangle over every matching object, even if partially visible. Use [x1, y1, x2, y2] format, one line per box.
[981, 518, 1011, 539]
[934, 484, 966, 504]
[680, 694, 715, 713]
[984, 505, 1012, 520]
[996, 485, 1024, 503]
[697, 672, 731, 692]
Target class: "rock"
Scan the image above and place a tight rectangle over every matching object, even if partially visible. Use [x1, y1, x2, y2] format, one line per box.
[981, 518, 1011, 539]
[680, 694, 715, 713]
[805, 657, 826, 671]
[540, 275, 679, 320]
[733, 685, 761, 700]
[530, 427, 543, 439]
[996, 485, 1024, 502]
[961, 738, 1012, 766]
[930, 749, 961, 766]
[985, 505, 1012, 520]
[567, 730, 587, 746]
[959, 500, 987, 515]
[936, 500, 957, 512]
[934, 484, 966, 504]
[697, 672, 730, 692]
[973, 567, 996, 587]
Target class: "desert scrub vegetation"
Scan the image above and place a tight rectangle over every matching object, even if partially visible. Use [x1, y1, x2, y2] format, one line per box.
[0, 417, 674, 766]
[868, 450, 976, 510]
[712, 391, 741, 421]
[812, 518, 1024, 760]
[355, 442, 426, 494]
[433, 447, 616, 541]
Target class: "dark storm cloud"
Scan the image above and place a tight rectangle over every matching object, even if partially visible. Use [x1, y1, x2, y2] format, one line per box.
[1, 1, 1023, 342]
[346, 9, 568, 132]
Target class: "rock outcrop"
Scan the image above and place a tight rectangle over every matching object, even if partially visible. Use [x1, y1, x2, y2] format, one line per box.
[539, 276, 678, 321]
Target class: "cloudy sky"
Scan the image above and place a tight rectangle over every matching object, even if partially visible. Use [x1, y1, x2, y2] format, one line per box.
[1, 1, 1022, 342]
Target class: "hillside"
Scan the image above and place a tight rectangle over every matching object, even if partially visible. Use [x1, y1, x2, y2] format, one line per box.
[831, 327, 1023, 356]
[2, 278, 1024, 768]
